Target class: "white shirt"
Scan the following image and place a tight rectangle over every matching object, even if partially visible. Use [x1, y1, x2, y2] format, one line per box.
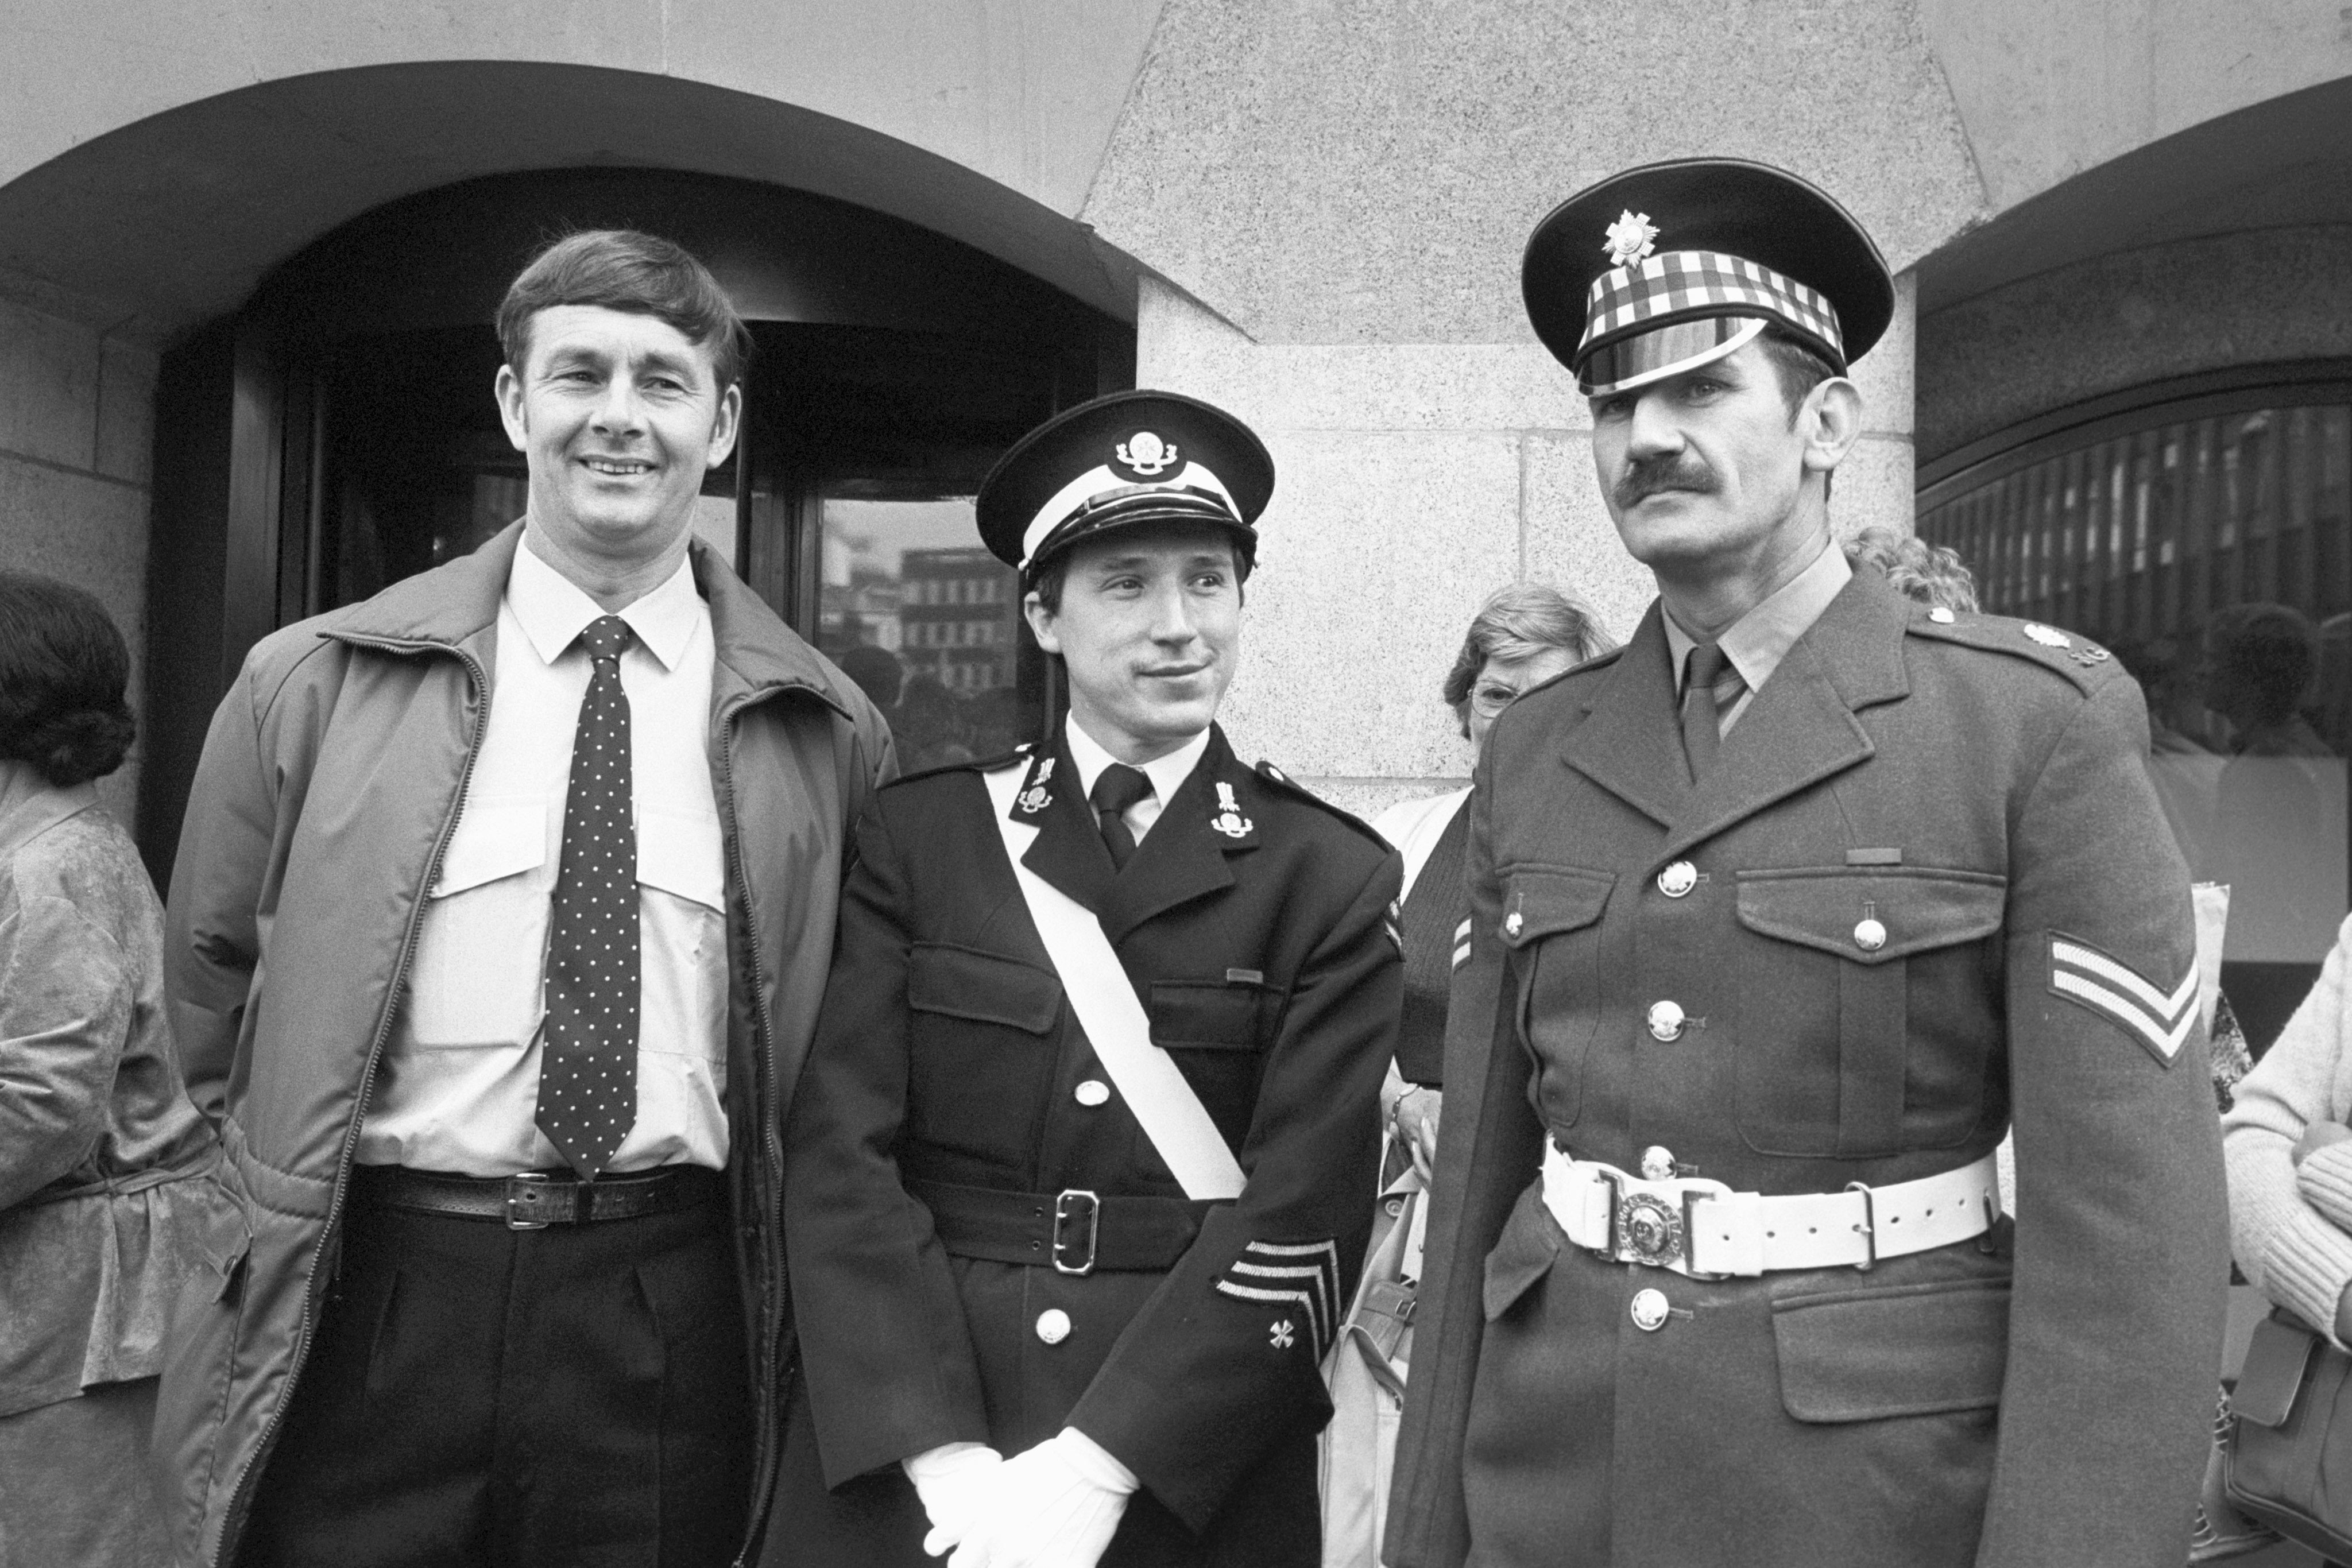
[357, 539, 730, 1175]
[1062, 717, 1212, 846]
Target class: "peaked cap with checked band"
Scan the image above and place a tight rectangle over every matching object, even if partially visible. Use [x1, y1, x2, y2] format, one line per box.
[1522, 157, 1896, 396]
[977, 389, 1275, 582]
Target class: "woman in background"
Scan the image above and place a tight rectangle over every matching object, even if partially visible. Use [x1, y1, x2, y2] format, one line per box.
[0, 571, 226, 1567]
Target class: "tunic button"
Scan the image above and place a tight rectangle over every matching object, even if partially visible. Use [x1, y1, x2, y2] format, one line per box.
[1646, 1000, 1686, 1042]
[1854, 917, 1888, 953]
[1639, 1145, 1676, 1182]
[1074, 1079, 1111, 1107]
[1504, 911, 1524, 938]
[1656, 861, 1698, 898]
[1630, 1288, 1670, 1332]
[1035, 1309, 1071, 1345]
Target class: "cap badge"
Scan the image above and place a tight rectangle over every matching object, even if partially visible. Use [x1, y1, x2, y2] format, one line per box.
[1016, 756, 1055, 815]
[1114, 431, 1177, 477]
[1211, 780, 1255, 839]
[1602, 210, 1658, 269]
[2022, 623, 2072, 649]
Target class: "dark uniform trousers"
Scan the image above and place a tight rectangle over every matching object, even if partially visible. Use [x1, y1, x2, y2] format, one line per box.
[1386, 567, 2232, 1568]
[239, 1176, 751, 1568]
[774, 727, 1402, 1568]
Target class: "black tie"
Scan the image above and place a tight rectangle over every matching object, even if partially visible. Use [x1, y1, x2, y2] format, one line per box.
[1090, 764, 1152, 870]
[537, 615, 640, 1179]
[1681, 642, 1741, 783]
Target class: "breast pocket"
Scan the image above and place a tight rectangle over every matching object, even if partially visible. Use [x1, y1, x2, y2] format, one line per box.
[907, 944, 1064, 1164]
[1498, 866, 1616, 1129]
[1734, 868, 2006, 1156]
[1148, 977, 1286, 1145]
[635, 804, 726, 1063]
[408, 799, 548, 1047]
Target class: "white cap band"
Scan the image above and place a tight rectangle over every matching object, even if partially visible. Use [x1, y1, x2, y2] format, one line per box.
[1019, 460, 1242, 570]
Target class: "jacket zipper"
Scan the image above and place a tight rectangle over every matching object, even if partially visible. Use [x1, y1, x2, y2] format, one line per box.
[212, 635, 489, 1567]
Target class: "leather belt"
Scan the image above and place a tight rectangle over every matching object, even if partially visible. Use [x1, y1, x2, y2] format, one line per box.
[349, 1163, 723, 1230]
[1539, 1143, 2000, 1279]
[908, 1178, 1211, 1276]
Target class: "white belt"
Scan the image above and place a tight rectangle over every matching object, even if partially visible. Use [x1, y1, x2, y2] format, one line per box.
[1539, 1144, 2000, 1279]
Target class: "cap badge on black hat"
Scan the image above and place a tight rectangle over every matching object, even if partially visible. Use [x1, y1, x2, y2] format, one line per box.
[1113, 432, 1178, 478]
[1603, 211, 1658, 268]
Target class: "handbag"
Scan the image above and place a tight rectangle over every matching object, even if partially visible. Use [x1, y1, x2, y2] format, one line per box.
[1318, 1135, 1428, 1567]
[2225, 1306, 2352, 1557]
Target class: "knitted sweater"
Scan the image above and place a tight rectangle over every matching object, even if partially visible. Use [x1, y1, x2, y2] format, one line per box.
[2222, 913, 2352, 1341]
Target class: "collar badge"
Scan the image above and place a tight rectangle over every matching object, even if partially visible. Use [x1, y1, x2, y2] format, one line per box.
[1603, 210, 1658, 268]
[1016, 756, 1055, 815]
[1115, 431, 1177, 477]
[1210, 780, 1254, 839]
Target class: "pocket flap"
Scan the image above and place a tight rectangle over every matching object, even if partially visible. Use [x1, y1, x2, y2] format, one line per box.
[1735, 868, 2005, 965]
[1482, 1188, 1562, 1320]
[1499, 866, 1615, 949]
[908, 944, 1063, 1035]
[2235, 1312, 2324, 1428]
[636, 805, 726, 910]
[1150, 980, 1270, 1051]
[1773, 1277, 2009, 1421]
[432, 800, 546, 897]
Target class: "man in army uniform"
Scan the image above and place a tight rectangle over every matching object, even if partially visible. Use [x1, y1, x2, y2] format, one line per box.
[779, 390, 1403, 1567]
[1385, 160, 2230, 1567]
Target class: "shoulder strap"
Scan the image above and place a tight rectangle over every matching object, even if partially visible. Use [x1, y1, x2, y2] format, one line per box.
[983, 762, 1248, 1201]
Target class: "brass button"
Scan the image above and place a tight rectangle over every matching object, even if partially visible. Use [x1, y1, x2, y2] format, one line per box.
[1504, 911, 1524, 938]
[1639, 1145, 1676, 1182]
[1630, 1288, 1670, 1332]
[1384, 1197, 1405, 1218]
[1035, 1309, 1071, 1345]
[1854, 917, 1887, 953]
[1646, 1000, 1686, 1042]
[1656, 861, 1697, 898]
[1073, 1079, 1110, 1107]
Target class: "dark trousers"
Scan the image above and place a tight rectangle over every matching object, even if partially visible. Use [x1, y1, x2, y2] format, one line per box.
[240, 1179, 753, 1568]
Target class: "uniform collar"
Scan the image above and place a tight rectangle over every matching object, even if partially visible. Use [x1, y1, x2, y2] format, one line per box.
[1062, 714, 1212, 810]
[1661, 540, 1852, 696]
[508, 535, 705, 672]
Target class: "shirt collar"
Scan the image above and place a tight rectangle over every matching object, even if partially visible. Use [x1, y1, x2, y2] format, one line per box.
[508, 536, 705, 672]
[1063, 715, 1212, 808]
[1661, 541, 1852, 695]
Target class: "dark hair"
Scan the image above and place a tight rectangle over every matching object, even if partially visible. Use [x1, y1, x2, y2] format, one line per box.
[0, 571, 135, 786]
[1844, 526, 1978, 613]
[497, 229, 752, 392]
[1757, 327, 1839, 423]
[1441, 582, 1615, 735]
[2208, 602, 2320, 729]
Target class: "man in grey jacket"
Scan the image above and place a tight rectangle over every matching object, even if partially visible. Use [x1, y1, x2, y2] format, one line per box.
[156, 230, 893, 1568]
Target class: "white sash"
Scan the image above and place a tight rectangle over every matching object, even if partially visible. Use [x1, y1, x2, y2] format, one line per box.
[984, 761, 1248, 1200]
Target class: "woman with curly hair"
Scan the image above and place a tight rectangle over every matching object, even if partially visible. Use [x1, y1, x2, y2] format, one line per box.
[0, 571, 227, 1566]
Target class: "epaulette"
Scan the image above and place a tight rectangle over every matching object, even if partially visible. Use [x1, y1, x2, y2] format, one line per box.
[1251, 760, 1391, 849]
[883, 741, 1031, 790]
[1904, 606, 2120, 695]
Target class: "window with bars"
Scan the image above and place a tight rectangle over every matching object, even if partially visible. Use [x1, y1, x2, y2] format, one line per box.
[1917, 373, 2352, 1052]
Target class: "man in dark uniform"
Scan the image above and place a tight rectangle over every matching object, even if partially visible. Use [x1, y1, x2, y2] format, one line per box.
[779, 390, 1404, 1567]
[1384, 160, 2230, 1568]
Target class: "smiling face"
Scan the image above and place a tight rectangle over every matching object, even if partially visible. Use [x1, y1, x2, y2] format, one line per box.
[495, 304, 741, 580]
[1023, 522, 1243, 763]
[1587, 336, 1855, 590]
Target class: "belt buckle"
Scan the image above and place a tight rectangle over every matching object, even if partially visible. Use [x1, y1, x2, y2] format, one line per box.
[506, 1171, 557, 1231]
[1615, 1188, 1685, 1268]
[1051, 1189, 1100, 1276]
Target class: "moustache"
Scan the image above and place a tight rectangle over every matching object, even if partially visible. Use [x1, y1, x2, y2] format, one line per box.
[1615, 456, 1717, 508]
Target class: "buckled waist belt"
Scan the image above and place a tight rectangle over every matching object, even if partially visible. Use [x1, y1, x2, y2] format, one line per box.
[349, 1163, 724, 1231]
[908, 1178, 1210, 1276]
[1539, 1143, 2000, 1279]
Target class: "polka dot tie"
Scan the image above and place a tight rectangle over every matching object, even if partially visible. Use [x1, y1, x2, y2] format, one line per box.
[536, 614, 639, 1179]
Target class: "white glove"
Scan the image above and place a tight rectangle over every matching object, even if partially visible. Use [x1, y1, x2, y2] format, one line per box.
[903, 1442, 1004, 1558]
[945, 1427, 1136, 1568]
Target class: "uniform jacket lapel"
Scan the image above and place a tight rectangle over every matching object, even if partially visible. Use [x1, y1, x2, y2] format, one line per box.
[1559, 605, 1693, 829]
[1100, 727, 1251, 943]
[1019, 740, 1117, 915]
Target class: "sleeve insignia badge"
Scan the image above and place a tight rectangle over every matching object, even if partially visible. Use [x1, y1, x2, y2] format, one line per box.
[1113, 431, 1177, 477]
[1603, 210, 1659, 268]
[1383, 899, 1405, 955]
[1216, 1238, 1341, 1361]
[2047, 932, 2196, 1066]
[1210, 780, 1255, 839]
[1015, 756, 1055, 816]
[2021, 622, 2071, 649]
[1452, 915, 1473, 971]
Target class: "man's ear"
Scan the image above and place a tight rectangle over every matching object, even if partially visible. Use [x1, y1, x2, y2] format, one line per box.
[495, 363, 529, 454]
[705, 382, 743, 469]
[1023, 591, 1062, 656]
[1800, 377, 1864, 477]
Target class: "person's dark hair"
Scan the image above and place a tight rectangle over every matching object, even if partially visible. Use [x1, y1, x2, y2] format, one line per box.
[1844, 526, 1979, 613]
[1757, 327, 1839, 424]
[837, 644, 906, 708]
[2208, 602, 2320, 730]
[1441, 582, 1616, 735]
[497, 229, 752, 392]
[0, 571, 135, 787]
